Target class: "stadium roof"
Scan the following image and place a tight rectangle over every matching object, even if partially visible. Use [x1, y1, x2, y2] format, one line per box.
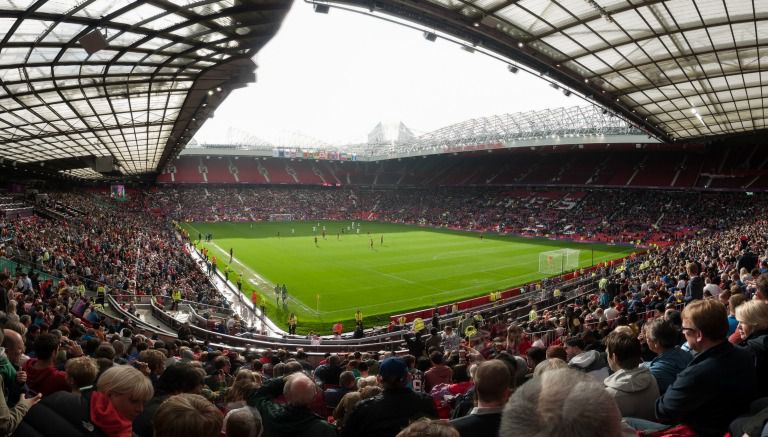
[0, 0, 291, 178]
[319, 0, 768, 142]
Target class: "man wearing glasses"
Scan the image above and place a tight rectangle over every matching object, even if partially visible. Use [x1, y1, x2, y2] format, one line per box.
[630, 300, 756, 437]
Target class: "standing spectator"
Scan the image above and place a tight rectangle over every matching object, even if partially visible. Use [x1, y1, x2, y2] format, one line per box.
[342, 357, 436, 437]
[424, 351, 452, 393]
[684, 262, 704, 303]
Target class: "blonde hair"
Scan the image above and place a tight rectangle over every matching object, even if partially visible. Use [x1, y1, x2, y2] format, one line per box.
[533, 358, 567, 378]
[396, 418, 459, 437]
[65, 356, 99, 390]
[96, 365, 154, 401]
[736, 300, 768, 332]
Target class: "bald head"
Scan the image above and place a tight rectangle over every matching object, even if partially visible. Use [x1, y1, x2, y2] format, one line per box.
[283, 373, 318, 407]
[3, 329, 24, 365]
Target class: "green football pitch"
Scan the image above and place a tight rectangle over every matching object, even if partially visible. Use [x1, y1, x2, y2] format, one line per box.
[181, 221, 635, 334]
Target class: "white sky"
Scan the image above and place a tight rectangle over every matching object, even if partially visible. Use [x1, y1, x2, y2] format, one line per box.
[193, 1, 575, 146]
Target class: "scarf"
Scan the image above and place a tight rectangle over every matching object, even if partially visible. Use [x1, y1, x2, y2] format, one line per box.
[89, 391, 133, 437]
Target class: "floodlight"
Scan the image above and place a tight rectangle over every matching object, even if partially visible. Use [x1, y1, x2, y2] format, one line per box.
[423, 31, 437, 42]
[314, 4, 330, 13]
[507, 65, 518, 73]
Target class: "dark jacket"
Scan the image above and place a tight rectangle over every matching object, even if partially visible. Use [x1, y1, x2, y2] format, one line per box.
[655, 341, 757, 437]
[341, 386, 437, 437]
[450, 407, 502, 437]
[248, 377, 336, 437]
[14, 391, 110, 437]
[684, 275, 704, 302]
[739, 329, 768, 397]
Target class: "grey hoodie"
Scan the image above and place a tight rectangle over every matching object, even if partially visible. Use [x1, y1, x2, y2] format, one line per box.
[568, 350, 609, 383]
[603, 366, 660, 421]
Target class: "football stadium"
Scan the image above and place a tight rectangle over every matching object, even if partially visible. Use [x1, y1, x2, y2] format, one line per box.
[1, 1, 768, 436]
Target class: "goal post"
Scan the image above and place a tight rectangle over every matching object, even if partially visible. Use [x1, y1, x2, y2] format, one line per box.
[268, 213, 294, 222]
[538, 249, 580, 275]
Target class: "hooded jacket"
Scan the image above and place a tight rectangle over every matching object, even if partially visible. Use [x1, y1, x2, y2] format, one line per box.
[604, 366, 660, 421]
[568, 350, 609, 382]
[22, 359, 69, 397]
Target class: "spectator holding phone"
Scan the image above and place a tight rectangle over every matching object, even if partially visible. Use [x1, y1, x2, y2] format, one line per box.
[0, 328, 40, 434]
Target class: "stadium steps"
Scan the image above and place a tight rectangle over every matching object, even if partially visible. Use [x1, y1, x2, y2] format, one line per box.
[624, 155, 647, 186]
[286, 165, 299, 183]
[257, 161, 270, 183]
[198, 158, 208, 183]
[312, 165, 328, 184]
[229, 159, 240, 183]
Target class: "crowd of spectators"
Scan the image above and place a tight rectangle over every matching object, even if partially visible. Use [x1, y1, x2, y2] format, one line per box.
[151, 186, 768, 244]
[0, 187, 767, 436]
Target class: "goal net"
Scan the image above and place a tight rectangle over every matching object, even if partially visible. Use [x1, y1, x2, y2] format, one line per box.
[538, 249, 580, 275]
[268, 213, 294, 222]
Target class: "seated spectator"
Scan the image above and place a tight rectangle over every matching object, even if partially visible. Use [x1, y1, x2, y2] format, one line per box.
[153, 393, 223, 437]
[640, 318, 691, 395]
[603, 330, 659, 421]
[342, 357, 436, 437]
[18, 365, 153, 435]
[500, 367, 624, 437]
[633, 300, 757, 437]
[248, 372, 336, 437]
[23, 333, 70, 396]
[565, 337, 608, 382]
[396, 418, 459, 437]
[424, 351, 452, 392]
[0, 327, 40, 435]
[736, 300, 768, 397]
[64, 356, 99, 394]
[450, 360, 510, 437]
[224, 406, 263, 437]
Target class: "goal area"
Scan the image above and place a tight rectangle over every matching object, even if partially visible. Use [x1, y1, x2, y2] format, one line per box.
[538, 249, 580, 275]
[269, 213, 294, 222]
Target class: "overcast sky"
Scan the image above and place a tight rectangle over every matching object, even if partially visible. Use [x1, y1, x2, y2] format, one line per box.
[193, 1, 575, 146]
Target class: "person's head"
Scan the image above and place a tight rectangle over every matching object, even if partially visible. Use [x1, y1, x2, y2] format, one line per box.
[138, 349, 166, 375]
[96, 365, 154, 420]
[378, 357, 409, 389]
[564, 337, 585, 361]
[429, 351, 444, 365]
[339, 371, 356, 389]
[756, 274, 768, 301]
[729, 293, 749, 315]
[736, 300, 768, 339]
[532, 358, 568, 378]
[283, 373, 318, 407]
[153, 394, 223, 437]
[604, 331, 642, 372]
[157, 363, 206, 395]
[687, 262, 700, 276]
[473, 360, 511, 407]
[65, 356, 99, 391]
[643, 318, 681, 353]
[681, 299, 728, 353]
[223, 406, 263, 437]
[395, 418, 459, 437]
[2, 329, 24, 365]
[500, 368, 622, 437]
[33, 333, 59, 361]
[545, 345, 567, 362]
